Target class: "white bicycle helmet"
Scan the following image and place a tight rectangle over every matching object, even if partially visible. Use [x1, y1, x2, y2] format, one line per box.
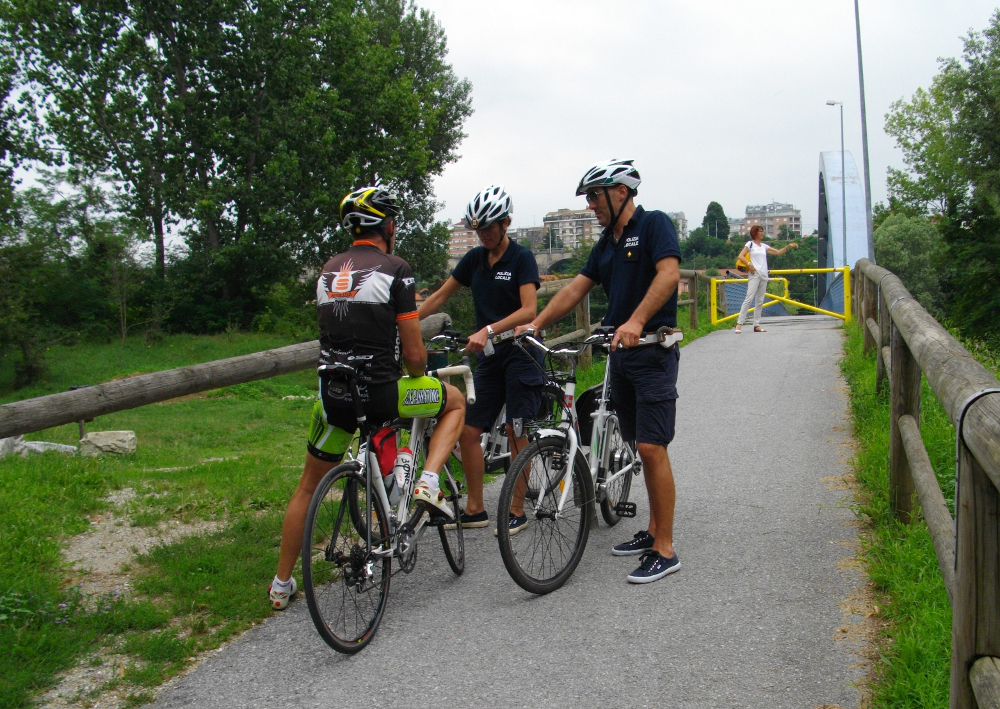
[464, 184, 513, 230]
[575, 159, 641, 195]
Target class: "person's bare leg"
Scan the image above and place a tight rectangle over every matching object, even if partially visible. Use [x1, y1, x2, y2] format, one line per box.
[422, 382, 465, 475]
[458, 424, 486, 515]
[276, 452, 339, 581]
[506, 425, 531, 517]
[638, 442, 675, 558]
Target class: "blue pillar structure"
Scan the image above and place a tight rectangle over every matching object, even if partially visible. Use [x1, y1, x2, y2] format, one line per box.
[817, 151, 868, 312]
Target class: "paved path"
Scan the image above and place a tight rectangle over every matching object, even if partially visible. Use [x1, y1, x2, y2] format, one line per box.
[153, 315, 864, 709]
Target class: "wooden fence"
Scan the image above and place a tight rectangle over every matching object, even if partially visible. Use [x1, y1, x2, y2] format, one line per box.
[854, 258, 1000, 709]
[1, 271, 709, 442]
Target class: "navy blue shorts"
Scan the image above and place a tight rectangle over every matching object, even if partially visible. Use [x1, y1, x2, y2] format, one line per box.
[608, 344, 679, 447]
[465, 341, 545, 429]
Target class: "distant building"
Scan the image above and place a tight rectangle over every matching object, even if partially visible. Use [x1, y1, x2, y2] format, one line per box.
[728, 217, 746, 239]
[508, 226, 546, 249]
[744, 202, 802, 238]
[667, 212, 688, 241]
[542, 208, 602, 250]
[448, 221, 477, 258]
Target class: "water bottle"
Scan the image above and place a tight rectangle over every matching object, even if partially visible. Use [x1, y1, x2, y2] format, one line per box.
[392, 446, 414, 496]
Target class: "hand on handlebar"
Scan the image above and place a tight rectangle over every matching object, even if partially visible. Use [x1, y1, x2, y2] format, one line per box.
[465, 327, 489, 354]
[610, 318, 643, 351]
[514, 323, 537, 337]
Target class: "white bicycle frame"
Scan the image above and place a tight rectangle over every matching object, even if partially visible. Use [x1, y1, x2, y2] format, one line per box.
[345, 364, 475, 559]
[520, 330, 682, 516]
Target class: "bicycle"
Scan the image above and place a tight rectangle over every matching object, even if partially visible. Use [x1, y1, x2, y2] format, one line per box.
[301, 358, 475, 653]
[495, 326, 683, 594]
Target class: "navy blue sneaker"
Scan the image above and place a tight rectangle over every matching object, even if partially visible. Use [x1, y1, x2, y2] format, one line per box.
[444, 509, 488, 531]
[612, 530, 654, 556]
[627, 551, 681, 584]
[493, 513, 529, 537]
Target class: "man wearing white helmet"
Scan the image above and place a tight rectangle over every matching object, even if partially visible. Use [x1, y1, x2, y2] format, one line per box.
[519, 159, 684, 584]
[419, 185, 544, 535]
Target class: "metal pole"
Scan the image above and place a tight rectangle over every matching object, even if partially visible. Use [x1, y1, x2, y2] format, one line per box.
[855, 0, 875, 262]
[840, 104, 847, 269]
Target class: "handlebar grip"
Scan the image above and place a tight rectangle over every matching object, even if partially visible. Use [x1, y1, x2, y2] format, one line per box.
[428, 365, 476, 405]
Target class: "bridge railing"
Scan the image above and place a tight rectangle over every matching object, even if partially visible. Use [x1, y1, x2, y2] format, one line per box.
[854, 258, 1000, 709]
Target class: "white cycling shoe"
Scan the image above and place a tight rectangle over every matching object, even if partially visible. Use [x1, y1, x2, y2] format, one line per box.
[412, 481, 455, 520]
[269, 576, 297, 610]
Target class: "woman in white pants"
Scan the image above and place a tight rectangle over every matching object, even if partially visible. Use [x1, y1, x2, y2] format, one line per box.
[734, 225, 798, 333]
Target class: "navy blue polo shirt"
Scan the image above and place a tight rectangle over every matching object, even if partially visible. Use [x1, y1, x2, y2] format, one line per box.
[579, 206, 682, 329]
[452, 240, 541, 331]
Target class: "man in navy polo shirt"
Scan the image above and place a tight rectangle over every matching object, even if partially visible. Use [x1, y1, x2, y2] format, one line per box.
[521, 159, 683, 584]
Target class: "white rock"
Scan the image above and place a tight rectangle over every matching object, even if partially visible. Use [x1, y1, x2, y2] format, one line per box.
[80, 431, 137, 457]
[21, 441, 78, 455]
[0, 435, 77, 457]
[0, 435, 24, 457]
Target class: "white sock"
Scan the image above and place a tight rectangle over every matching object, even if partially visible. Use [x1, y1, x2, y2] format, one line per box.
[418, 471, 439, 488]
[272, 575, 292, 588]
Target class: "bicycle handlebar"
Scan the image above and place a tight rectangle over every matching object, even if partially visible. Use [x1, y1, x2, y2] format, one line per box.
[427, 364, 476, 404]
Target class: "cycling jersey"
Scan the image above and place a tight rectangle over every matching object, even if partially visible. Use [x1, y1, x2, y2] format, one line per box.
[316, 241, 418, 386]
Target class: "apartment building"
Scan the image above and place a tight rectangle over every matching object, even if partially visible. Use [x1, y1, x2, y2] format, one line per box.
[744, 202, 802, 238]
[447, 221, 478, 258]
[667, 212, 688, 241]
[542, 208, 602, 250]
[728, 217, 746, 239]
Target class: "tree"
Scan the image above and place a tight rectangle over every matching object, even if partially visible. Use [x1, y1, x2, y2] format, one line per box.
[4, 0, 473, 331]
[873, 214, 943, 314]
[777, 224, 798, 240]
[396, 220, 449, 287]
[701, 201, 730, 239]
[883, 10, 1000, 337]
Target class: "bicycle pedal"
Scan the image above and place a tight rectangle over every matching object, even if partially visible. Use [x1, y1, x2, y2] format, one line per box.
[613, 502, 637, 518]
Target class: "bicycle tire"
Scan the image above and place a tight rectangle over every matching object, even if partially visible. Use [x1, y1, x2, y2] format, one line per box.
[598, 414, 635, 526]
[302, 465, 391, 654]
[437, 464, 465, 575]
[496, 436, 593, 594]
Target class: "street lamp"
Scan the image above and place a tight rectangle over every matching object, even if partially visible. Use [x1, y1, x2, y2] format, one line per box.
[826, 100, 847, 269]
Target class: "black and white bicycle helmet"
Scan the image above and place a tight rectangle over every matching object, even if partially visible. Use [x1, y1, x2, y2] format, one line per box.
[575, 159, 641, 196]
[340, 186, 400, 235]
[464, 184, 512, 230]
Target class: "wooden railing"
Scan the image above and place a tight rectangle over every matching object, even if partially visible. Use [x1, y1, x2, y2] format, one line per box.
[2, 272, 707, 441]
[854, 258, 1000, 709]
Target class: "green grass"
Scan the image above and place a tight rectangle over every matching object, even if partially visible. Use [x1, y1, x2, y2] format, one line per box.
[838, 320, 989, 707]
[0, 332, 314, 707]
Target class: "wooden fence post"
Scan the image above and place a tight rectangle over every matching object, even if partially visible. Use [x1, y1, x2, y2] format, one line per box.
[889, 321, 920, 524]
[575, 292, 591, 369]
[951, 444, 1000, 709]
[863, 274, 877, 353]
[876, 280, 889, 394]
[689, 276, 698, 330]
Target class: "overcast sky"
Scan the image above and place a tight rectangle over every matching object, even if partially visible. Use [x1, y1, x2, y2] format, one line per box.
[418, 0, 998, 234]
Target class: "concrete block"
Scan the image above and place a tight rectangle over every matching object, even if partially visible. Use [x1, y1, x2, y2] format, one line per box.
[80, 431, 137, 457]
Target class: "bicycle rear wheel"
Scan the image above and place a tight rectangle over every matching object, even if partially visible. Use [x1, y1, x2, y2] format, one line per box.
[598, 415, 636, 526]
[496, 436, 593, 594]
[302, 465, 391, 654]
[436, 464, 465, 575]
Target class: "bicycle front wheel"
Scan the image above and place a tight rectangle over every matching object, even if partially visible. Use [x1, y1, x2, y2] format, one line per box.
[302, 465, 391, 654]
[598, 415, 635, 526]
[496, 436, 593, 594]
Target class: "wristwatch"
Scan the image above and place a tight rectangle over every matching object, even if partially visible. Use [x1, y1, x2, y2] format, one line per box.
[486, 325, 495, 339]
